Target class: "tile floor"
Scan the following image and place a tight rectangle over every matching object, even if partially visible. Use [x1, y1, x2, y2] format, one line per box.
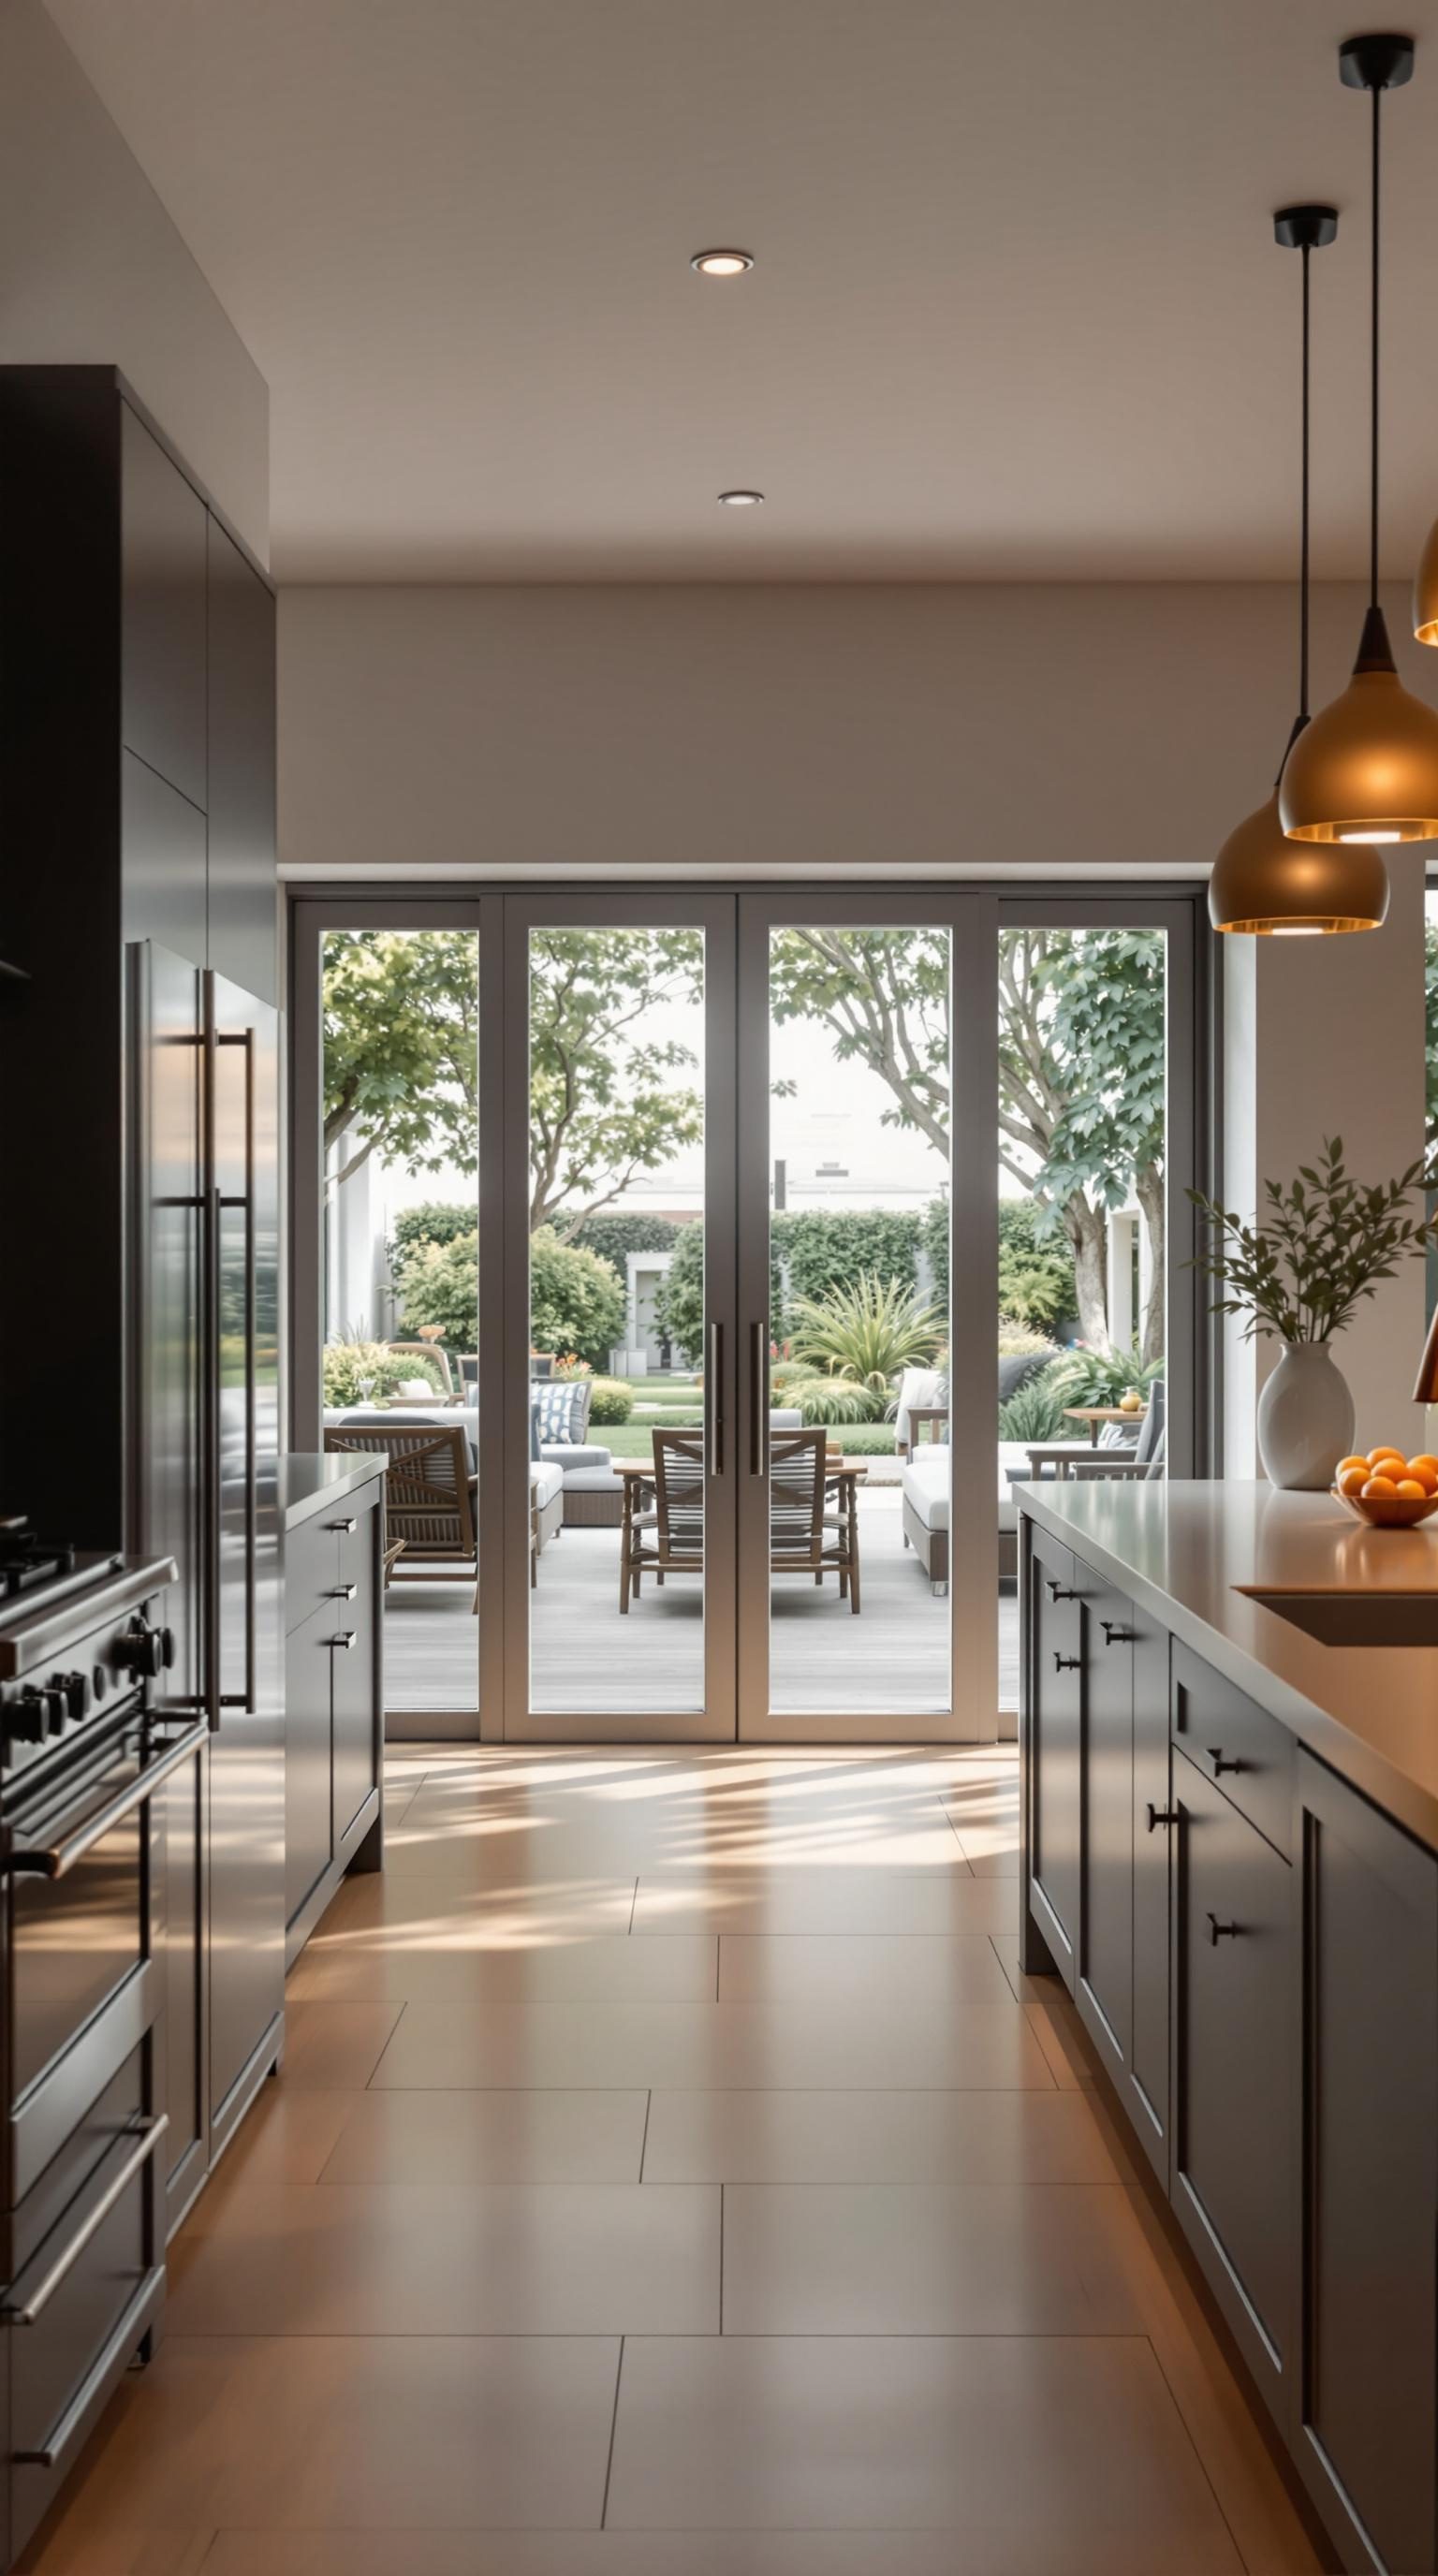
[21, 1746, 1323, 2576]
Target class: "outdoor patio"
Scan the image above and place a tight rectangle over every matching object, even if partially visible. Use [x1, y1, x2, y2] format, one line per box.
[381, 1486, 1020, 1721]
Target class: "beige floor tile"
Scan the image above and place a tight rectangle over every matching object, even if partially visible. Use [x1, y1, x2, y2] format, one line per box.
[200, 2086, 362, 2187]
[168, 2181, 718, 2334]
[990, 1937, 1098, 2091]
[723, 2181, 1150, 2334]
[371, 1987, 1054, 2092]
[317, 2086, 649, 2182]
[51, 2337, 618, 2533]
[642, 2086, 1119, 2184]
[605, 2335, 1243, 2567]
[17, 2534, 213, 2576]
[718, 1933, 1015, 2006]
[287, 1916, 703, 2004]
[298, 1861, 637, 1962]
[278, 1996, 406, 2086]
[192, 2533, 1204, 2576]
[633, 1867, 1018, 1937]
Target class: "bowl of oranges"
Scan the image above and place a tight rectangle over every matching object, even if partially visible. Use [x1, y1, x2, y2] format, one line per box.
[1332, 1449, 1438, 1527]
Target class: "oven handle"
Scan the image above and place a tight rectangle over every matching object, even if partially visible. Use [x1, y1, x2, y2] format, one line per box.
[4, 2116, 168, 2325]
[1, 1721, 207, 1880]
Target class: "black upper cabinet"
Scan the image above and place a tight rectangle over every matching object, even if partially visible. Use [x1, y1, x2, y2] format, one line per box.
[121, 402, 207, 814]
[121, 753, 206, 965]
[207, 517, 277, 1003]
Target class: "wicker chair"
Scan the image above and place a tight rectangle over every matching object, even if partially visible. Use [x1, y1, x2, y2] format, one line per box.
[325, 1422, 476, 1578]
[385, 1340, 455, 1398]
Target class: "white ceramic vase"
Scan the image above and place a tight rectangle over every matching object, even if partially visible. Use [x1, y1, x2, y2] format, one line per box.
[1256, 1339, 1356, 1491]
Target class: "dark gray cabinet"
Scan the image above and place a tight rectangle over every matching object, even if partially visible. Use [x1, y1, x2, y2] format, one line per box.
[121, 400, 207, 812]
[1078, 1582, 1134, 2079]
[206, 515, 277, 1003]
[121, 750, 207, 964]
[1027, 1526, 1081, 1984]
[1170, 1746, 1294, 2404]
[283, 1478, 385, 1966]
[286, 1603, 337, 1928]
[1297, 1749, 1438, 2576]
[1128, 1603, 1171, 2178]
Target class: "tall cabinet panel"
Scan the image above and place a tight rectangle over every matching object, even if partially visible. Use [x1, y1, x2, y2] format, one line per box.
[207, 516, 278, 1003]
[121, 401, 207, 812]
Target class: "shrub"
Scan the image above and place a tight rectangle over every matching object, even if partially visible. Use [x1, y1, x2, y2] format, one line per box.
[788, 1271, 945, 1395]
[781, 1376, 883, 1426]
[394, 1231, 478, 1350]
[571, 1214, 680, 1271]
[1050, 1343, 1162, 1408]
[322, 1341, 444, 1407]
[998, 1319, 1059, 1357]
[588, 1376, 635, 1426]
[390, 1200, 476, 1259]
[998, 1364, 1071, 1442]
[997, 1199, 1078, 1333]
[772, 1210, 920, 1308]
[528, 1228, 625, 1370]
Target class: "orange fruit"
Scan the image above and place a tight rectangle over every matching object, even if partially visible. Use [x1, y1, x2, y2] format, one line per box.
[1337, 1467, 1369, 1497]
[1335, 1455, 1369, 1481]
[1368, 1446, 1406, 1468]
[1395, 1480, 1428, 1500]
[1404, 1460, 1438, 1494]
[1362, 1475, 1399, 1500]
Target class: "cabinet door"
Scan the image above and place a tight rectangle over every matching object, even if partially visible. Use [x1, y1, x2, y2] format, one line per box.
[1078, 1583, 1133, 2077]
[158, 1752, 205, 2233]
[1171, 1748, 1294, 2408]
[285, 1602, 334, 1929]
[123, 754, 206, 969]
[331, 1510, 378, 1849]
[1028, 1529, 1082, 1986]
[1128, 1606, 1171, 2179]
[1298, 1750, 1438, 2576]
[206, 517, 276, 1004]
[122, 402, 206, 810]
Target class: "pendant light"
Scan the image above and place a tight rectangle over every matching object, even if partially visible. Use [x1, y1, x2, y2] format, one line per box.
[1280, 34, 1438, 845]
[1210, 207, 1388, 933]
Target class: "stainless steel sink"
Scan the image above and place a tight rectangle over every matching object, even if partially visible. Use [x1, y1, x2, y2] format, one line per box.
[1238, 1588, 1438, 1647]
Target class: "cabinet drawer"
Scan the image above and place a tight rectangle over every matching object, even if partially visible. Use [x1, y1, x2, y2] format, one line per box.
[1027, 1527, 1083, 1983]
[332, 1529, 378, 1849]
[1171, 1641, 1294, 1857]
[285, 1600, 335, 1927]
[285, 1516, 343, 1634]
[335, 1489, 379, 1595]
[1172, 1747, 1294, 2397]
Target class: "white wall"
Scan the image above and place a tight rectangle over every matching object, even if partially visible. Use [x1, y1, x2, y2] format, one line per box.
[2, 0, 266, 556]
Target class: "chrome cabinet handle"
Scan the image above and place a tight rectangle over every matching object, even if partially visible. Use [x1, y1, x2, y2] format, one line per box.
[327, 1517, 358, 1534]
[1207, 1747, 1243, 1777]
[330, 1630, 357, 1650]
[1207, 1912, 1241, 1945]
[4, 2117, 168, 2323]
[329, 1583, 358, 1602]
[2, 1721, 208, 1879]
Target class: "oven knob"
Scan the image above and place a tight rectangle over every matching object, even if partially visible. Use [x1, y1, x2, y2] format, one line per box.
[42, 1688, 66, 1737]
[160, 1627, 176, 1670]
[114, 1619, 165, 1681]
[51, 1670, 91, 1721]
[11, 1687, 49, 1745]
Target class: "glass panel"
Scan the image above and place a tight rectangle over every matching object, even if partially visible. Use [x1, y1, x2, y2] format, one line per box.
[526, 926, 707, 1716]
[766, 926, 952, 1718]
[320, 929, 480, 1720]
[1426, 883, 1438, 1338]
[996, 927, 1168, 1716]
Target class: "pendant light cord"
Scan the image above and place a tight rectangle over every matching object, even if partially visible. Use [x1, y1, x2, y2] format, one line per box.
[1300, 238, 1311, 716]
[1370, 79, 1381, 607]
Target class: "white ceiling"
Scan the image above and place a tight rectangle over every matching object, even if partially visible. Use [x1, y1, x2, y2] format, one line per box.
[43, 0, 1438, 583]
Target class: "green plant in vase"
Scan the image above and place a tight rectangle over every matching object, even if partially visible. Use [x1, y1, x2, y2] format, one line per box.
[1187, 1138, 1438, 1490]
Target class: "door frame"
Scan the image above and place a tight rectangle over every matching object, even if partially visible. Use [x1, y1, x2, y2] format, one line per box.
[288, 881, 1211, 1742]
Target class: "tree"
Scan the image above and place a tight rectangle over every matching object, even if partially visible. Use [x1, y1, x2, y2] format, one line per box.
[768, 926, 1166, 1357]
[323, 927, 705, 1237]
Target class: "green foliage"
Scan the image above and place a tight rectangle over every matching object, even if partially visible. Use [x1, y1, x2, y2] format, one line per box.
[998, 1365, 1072, 1442]
[1039, 933, 1165, 1218]
[323, 931, 478, 1193]
[322, 1342, 445, 1407]
[780, 1377, 884, 1426]
[528, 1227, 626, 1370]
[821, 1421, 905, 1456]
[390, 1201, 476, 1258]
[653, 1222, 705, 1364]
[997, 1200, 1078, 1332]
[588, 1377, 635, 1426]
[393, 1232, 479, 1352]
[571, 1214, 680, 1269]
[998, 1318, 1060, 1358]
[1188, 1138, 1438, 1345]
[1049, 1344, 1162, 1406]
[788, 1272, 945, 1394]
[529, 929, 704, 1234]
[922, 1195, 950, 1311]
[772, 1210, 919, 1306]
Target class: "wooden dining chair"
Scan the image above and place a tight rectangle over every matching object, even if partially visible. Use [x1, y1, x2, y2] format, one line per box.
[770, 1427, 860, 1613]
[325, 1423, 476, 1576]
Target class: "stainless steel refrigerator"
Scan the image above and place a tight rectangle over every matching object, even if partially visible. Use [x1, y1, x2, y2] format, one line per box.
[130, 941, 284, 2226]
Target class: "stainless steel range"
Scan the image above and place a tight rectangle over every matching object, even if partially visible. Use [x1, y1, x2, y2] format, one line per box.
[0, 1528, 183, 2571]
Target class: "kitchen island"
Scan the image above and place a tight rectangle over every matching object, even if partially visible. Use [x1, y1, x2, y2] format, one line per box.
[280, 1453, 387, 1961]
[1017, 1477, 1438, 2576]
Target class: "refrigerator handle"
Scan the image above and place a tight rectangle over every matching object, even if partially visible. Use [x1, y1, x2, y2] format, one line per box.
[201, 984, 222, 1732]
[217, 1026, 258, 1719]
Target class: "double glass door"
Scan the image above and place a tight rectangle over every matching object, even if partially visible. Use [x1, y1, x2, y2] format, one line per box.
[294, 887, 1193, 1745]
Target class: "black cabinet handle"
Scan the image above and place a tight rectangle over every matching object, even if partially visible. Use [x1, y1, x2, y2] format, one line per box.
[1146, 1804, 1178, 1832]
[1207, 1747, 1243, 1777]
[1045, 1578, 1078, 1602]
[1101, 1620, 1136, 1645]
[1052, 1652, 1080, 1671]
[329, 1583, 358, 1602]
[330, 1631, 357, 1651]
[1207, 1912, 1240, 1945]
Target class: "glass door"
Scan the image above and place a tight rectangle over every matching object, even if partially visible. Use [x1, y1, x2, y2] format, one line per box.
[735, 893, 999, 1743]
[500, 895, 738, 1742]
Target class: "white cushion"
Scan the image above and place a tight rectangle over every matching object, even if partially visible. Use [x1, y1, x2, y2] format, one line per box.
[529, 1461, 565, 1511]
[894, 1367, 947, 1450]
[562, 1463, 623, 1494]
[902, 1445, 950, 1533]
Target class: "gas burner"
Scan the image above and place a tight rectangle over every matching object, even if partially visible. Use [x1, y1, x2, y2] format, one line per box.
[0, 1516, 117, 1611]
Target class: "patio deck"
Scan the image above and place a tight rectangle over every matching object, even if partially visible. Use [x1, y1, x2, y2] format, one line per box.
[382, 1487, 1020, 1724]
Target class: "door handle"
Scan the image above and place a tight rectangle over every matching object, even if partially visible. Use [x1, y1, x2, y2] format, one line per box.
[1, 1721, 208, 1879]
[706, 1321, 723, 1478]
[1146, 1804, 1178, 1832]
[216, 1020, 257, 1718]
[1207, 1747, 1244, 1777]
[1207, 1912, 1241, 1945]
[748, 1321, 769, 1478]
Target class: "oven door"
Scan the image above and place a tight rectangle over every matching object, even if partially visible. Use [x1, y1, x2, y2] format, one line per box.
[4, 1709, 208, 2208]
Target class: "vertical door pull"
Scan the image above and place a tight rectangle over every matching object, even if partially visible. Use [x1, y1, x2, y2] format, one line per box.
[748, 1322, 769, 1478]
[706, 1321, 723, 1478]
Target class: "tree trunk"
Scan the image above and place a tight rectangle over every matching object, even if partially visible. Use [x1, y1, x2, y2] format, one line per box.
[1134, 1163, 1166, 1368]
[1063, 1194, 1111, 1350]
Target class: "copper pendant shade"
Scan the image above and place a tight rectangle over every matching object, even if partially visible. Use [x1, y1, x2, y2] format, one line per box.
[1279, 35, 1438, 845]
[1414, 513, 1438, 645]
[1211, 203, 1388, 933]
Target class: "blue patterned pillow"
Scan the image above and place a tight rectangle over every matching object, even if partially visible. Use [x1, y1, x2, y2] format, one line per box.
[534, 1380, 582, 1444]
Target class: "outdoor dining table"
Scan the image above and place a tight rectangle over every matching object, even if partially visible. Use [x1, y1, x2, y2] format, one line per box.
[615, 1449, 867, 1596]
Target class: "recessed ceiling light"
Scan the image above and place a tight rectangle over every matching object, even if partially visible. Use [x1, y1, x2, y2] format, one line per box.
[718, 490, 764, 506]
[691, 249, 754, 276]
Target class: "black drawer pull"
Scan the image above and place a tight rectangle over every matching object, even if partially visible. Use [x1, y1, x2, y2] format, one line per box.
[1207, 1747, 1243, 1777]
[327, 1517, 358, 1534]
[1101, 1620, 1136, 1645]
[1045, 1578, 1078, 1602]
[1147, 1804, 1178, 1832]
[1207, 1913, 1241, 1945]
[1052, 1652, 1080, 1671]
[329, 1583, 358, 1602]
[330, 1631, 358, 1651]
